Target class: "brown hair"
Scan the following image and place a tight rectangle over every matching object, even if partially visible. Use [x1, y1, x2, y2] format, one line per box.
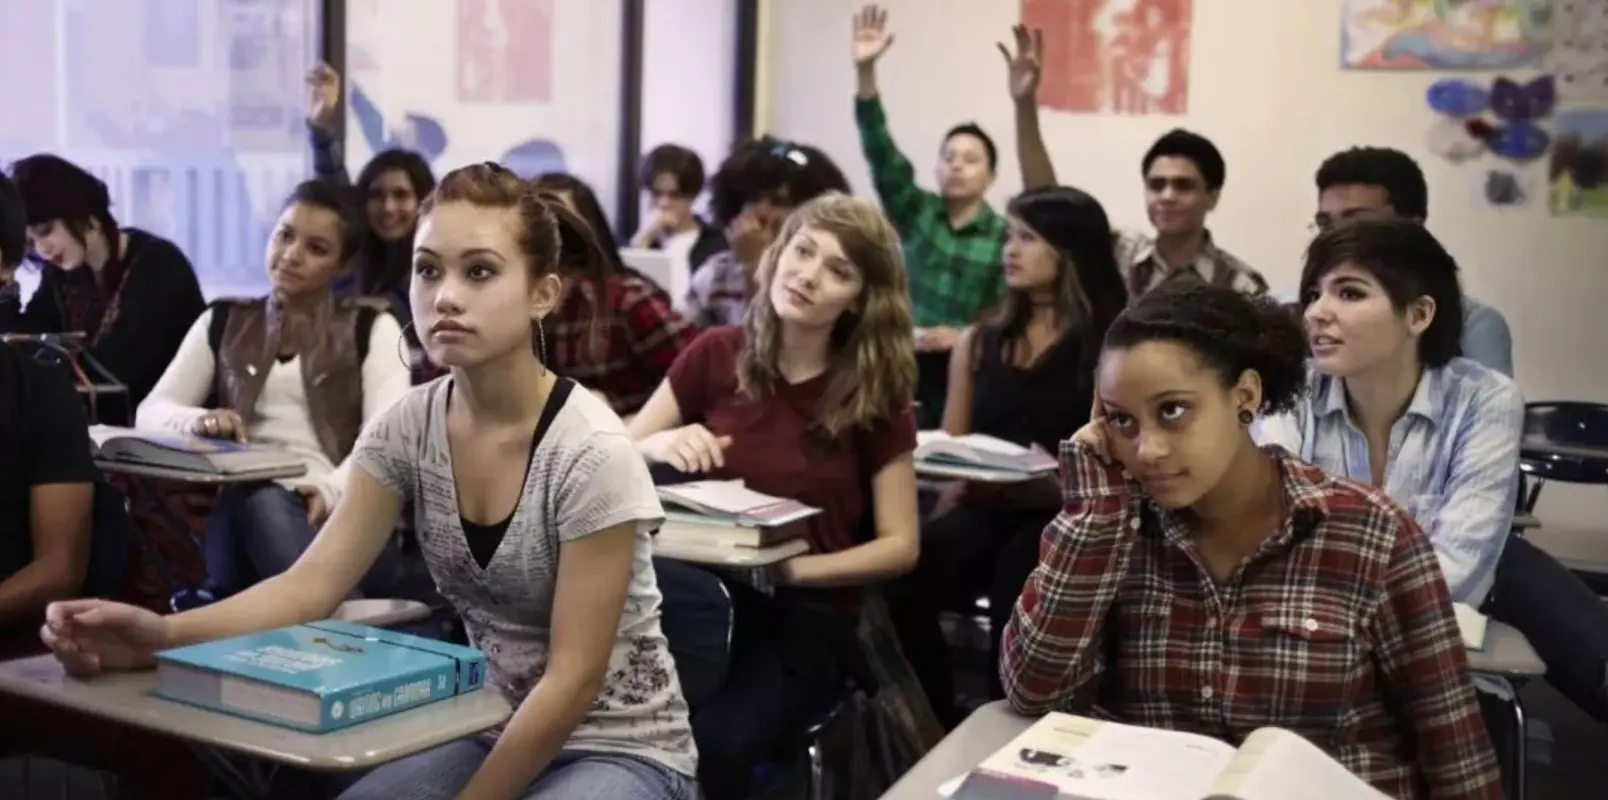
[417, 162, 610, 359]
[736, 192, 917, 439]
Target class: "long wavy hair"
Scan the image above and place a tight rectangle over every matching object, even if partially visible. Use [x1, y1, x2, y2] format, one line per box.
[736, 193, 917, 440]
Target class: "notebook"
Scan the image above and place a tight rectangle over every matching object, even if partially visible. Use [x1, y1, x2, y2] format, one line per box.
[655, 479, 820, 528]
[917, 431, 1058, 475]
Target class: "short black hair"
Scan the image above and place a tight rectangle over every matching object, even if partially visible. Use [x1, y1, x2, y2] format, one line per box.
[1314, 146, 1429, 221]
[1299, 217, 1463, 368]
[282, 179, 364, 262]
[708, 137, 851, 226]
[1141, 129, 1225, 192]
[1104, 281, 1308, 416]
[0, 172, 24, 270]
[9, 153, 119, 249]
[640, 144, 706, 197]
[943, 123, 998, 172]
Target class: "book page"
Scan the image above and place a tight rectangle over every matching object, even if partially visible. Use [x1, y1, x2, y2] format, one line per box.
[954, 434, 1032, 455]
[918, 430, 954, 448]
[1454, 603, 1488, 651]
[971, 713, 1235, 800]
[1204, 728, 1389, 800]
[659, 480, 785, 515]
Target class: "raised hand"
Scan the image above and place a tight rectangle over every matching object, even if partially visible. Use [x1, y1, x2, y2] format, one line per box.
[306, 62, 342, 133]
[997, 24, 1045, 101]
[851, 4, 895, 66]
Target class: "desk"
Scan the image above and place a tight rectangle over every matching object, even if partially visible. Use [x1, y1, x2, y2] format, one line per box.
[882, 700, 1028, 799]
[1467, 620, 1545, 676]
[653, 537, 808, 567]
[0, 655, 510, 771]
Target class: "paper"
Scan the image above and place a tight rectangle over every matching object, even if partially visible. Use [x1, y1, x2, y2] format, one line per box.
[1549, 0, 1608, 103]
[972, 714, 1233, 800]
[1341, 0, 1552, 70]
[1548, 105, 1608, 217]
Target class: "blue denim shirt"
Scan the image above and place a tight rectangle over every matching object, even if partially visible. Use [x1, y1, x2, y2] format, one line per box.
[1254, 358, 1523, 607]
[1275, 288, 1514, 378]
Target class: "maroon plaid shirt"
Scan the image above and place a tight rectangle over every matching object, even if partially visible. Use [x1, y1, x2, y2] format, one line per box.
[547, 273, 699, 415]
[1002, 443, 1502, 800]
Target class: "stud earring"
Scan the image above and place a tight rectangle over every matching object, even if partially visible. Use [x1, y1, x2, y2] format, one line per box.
[1238, 409, 1254, 425]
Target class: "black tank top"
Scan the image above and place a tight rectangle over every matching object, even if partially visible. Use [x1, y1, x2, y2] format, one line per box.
[968, 325, 1093, 453]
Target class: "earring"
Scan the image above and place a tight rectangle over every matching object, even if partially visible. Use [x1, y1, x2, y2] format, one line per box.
[535, 317, 548, 377]
[1238, 409, 1254, 426]
[396, 320, 415, 370]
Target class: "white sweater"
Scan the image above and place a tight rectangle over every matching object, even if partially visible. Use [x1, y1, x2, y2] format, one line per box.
[136, 307, 412, 508]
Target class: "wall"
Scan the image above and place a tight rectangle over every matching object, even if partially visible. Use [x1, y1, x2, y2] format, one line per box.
[639, 0, 738, 227]
[761, 0, 1608, 528]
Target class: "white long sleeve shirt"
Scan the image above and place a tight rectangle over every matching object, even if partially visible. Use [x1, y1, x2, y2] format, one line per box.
[136, 307, 413, 508]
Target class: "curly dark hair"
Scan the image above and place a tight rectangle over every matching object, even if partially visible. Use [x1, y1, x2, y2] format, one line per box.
[1104, 281, 1309, 415]
[708, 137, 850, 226]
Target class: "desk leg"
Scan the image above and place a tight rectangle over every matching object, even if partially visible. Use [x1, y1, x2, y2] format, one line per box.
[1506, 678, 1527, 800]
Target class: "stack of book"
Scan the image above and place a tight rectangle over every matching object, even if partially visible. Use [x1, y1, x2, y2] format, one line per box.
[915, 431, 1059, 482]
[88, 424, 304, 477]
[943, 711, 1389, 799]
[151, 619, 488, 733]
[654, 479, 819, 554]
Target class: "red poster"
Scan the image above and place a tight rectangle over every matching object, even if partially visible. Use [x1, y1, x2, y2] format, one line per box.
[456, 0, 553, 105]
[1023, 0, 1192, 116]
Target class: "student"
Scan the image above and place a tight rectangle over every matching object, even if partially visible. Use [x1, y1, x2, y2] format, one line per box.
[628, 193, 923, 800]
[630, 144, 728, 275]
[0, 154, 205, 416]
[897, 186, 1127, 725]
[531, 173, 700, 416]
[306, 62, 438, 346]
[40, 163, 698, 799]
[1003, 280, 1503, 799]
[682, 137, 851, 328]
[136, 180, 413, 599]
[1002, 27, 1266, 301]
[1306, 146, 1513, 377]
[851, 4, 1007, 351]
[1256, 217, 1608, 725]
[0, 170, 212, 800]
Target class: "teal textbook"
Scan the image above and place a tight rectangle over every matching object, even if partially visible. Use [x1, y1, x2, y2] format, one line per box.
[152, 620, 487, 733]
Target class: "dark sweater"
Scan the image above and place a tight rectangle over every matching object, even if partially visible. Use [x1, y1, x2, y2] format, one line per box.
[0, 228, 205, 413]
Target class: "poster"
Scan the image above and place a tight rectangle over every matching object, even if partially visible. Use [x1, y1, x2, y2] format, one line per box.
[1340, 0, 1552, 70]
[1550, 0, 1608, 103]
[1548, 106, 1608, 216]
[457, 0, 554, 105]
[1023, 0, 1192, 116]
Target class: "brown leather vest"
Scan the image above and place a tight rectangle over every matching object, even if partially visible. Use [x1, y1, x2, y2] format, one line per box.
[213, 295, 385, 464]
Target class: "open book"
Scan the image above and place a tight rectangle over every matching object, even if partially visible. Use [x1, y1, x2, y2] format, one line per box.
[942, 712, 1389, 800]
[917, 431, 1058, 475]
[655, 479, 819, 529]
[88, 425, 304, 476]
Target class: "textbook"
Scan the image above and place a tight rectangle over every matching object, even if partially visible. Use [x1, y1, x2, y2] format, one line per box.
[941, 712, 1389, 800]
[656, 479, 820, 528]
[88, 425, 303, 476]
[916, 432, 1058, 475]
[152, 620, 488, 733]
[656, 509, 808, 549]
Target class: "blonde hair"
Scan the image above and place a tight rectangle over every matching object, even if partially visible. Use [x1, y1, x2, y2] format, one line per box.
[736, 193, 917, 439]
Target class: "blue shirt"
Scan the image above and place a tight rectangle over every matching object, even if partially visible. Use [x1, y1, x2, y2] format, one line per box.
[1275, 288, 1514, 378]
[1253, 358, 1523, 607]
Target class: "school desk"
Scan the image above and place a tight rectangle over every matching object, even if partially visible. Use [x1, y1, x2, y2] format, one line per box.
[653, 536, 809, 568]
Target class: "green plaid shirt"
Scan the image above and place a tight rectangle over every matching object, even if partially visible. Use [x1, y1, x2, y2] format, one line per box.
[855, 96, 1005, 328]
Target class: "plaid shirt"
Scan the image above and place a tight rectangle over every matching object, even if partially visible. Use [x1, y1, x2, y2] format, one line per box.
[1002, 443, 1502, 800]
[855, 97, 1005, 327]
[1114, 228, 1267, 301]
[681, 250, 750, 329]
[547, 273, 699, 415]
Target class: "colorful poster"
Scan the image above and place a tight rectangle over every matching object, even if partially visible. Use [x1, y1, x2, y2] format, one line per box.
[1548, 106, 1608, 216]
[456, 0, 554, 105]
[1549, 0, 1608, 103]
[1023, 0, 1192, 116]
[1341, 0, 1553, 70]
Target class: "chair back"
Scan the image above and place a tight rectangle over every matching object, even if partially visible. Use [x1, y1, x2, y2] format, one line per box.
[653, 556, 732, 710]
[1521, 402, 1608, 485]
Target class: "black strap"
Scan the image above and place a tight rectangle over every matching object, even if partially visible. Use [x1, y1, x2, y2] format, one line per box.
[532, 378, 576, 453]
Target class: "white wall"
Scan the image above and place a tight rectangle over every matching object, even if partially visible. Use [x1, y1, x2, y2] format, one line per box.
[762, 0, 1608, 529]
[640, 0, 738, 224]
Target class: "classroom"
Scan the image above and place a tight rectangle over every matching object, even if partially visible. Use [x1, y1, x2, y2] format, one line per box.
[2, 0, 1607, 797]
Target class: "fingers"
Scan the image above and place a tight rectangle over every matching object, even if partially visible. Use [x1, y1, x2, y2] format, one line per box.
[1031, 27, 1044, 60]
[996, 41, 1012, 64]
[45, 598, 104, 628]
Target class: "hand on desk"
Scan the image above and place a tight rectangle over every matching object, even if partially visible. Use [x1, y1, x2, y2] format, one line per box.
[650, 424, 732, 473]
[191, 409, 247, 443]
[40, 599, 168, 677]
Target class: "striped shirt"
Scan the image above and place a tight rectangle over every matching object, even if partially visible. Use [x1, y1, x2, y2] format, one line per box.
[1114, 229, 1266, 301]
[681, 250, 750, 329]
[1253, 359, 1523, 608]
[1002, 443, 1502, 799]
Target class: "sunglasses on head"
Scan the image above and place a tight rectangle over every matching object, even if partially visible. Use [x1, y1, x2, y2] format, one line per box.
[766, 141, 810, 167]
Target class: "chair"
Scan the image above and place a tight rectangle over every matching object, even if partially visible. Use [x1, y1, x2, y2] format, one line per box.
[1518, 401, 1608, 512]
[653, 557, 733, 710]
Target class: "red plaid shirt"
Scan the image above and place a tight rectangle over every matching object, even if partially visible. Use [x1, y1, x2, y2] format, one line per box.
[1002, 443, 1502, 800]
[546, 273, 699, 415]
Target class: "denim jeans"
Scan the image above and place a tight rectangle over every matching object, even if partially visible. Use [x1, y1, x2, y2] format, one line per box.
[1483, 534, 1608, 722]
[336, 742, 696, 800]
[203, 483, 401, 598]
